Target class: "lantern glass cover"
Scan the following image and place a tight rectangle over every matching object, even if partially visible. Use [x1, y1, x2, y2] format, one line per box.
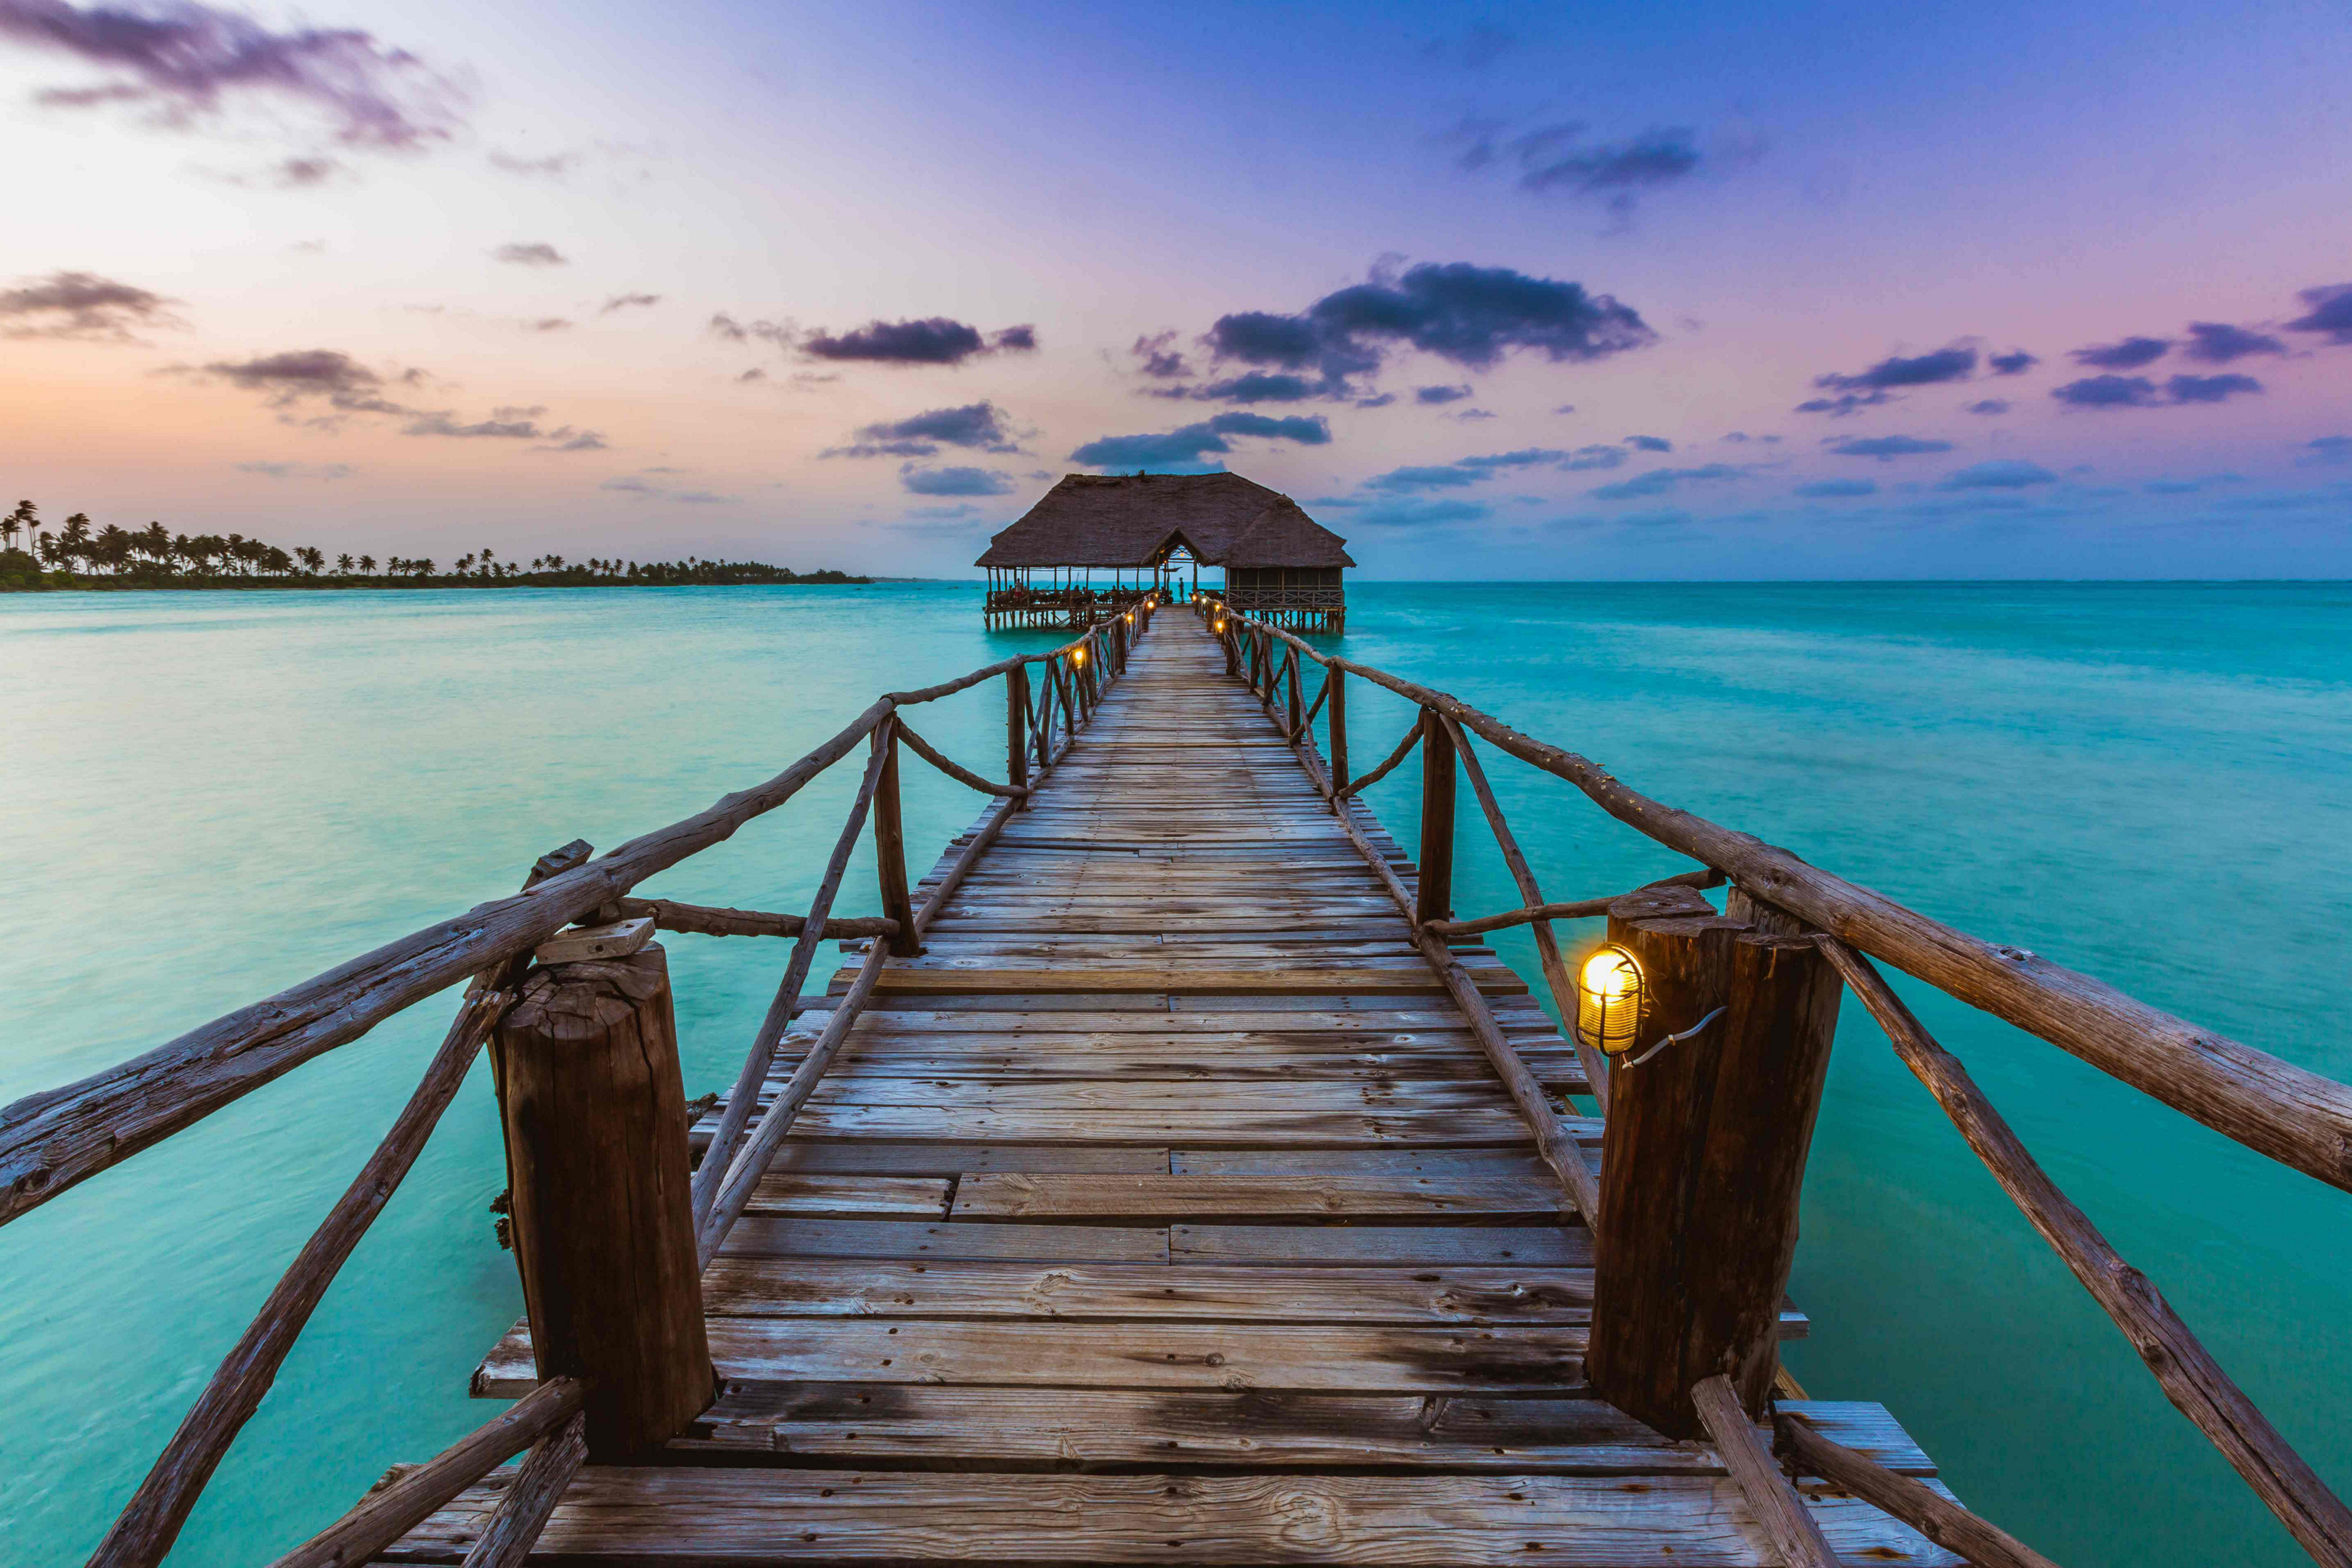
[1576, 945, 1644, 1056]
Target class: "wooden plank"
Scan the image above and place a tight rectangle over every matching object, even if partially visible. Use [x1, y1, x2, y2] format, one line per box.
[1173, 1225, 1590, 1267]
[775, 1103, 1543, 1147]
[745, 1175, 952, 1218]
[478, 1319, 1587, 1396]
[695, 1260, 1597, 1324]
[754, 1142, 1170, 1176]
[952, 1173, 1572, 1224]
[385, 1467, 1964, 1565]
[859, 967, 1526, 997]
[672, 1387, 1935, 1475]
[721, 1217, 1168, 1262]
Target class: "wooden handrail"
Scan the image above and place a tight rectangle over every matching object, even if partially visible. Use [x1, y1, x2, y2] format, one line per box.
[895, 718, 1029, 799]
[261, 1378, 587, 1568]
[1690, 1376, 1839, 1568]
[1214, 603, 2352, 1195]
[1816, 936, 2352, 1564]
[688, 734, 893, 1225]
[92, 840, 587, 1567]
[1427, 869, 1726, 939]
[1440, 714, 1614, 1111]
[93, 986, 519, 1568]
[1774, 1410, 2063, 1568]
[457, 1411, 588, 1568]
[3, 609, 1145, 1227]
[613, 898, 895, 941]
[1280, 716, 1601, 1223]
[1334, 719, 1421, 801]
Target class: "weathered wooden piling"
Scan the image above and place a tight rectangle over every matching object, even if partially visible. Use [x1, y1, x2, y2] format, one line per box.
[495, 944, 716, 1459]
[1585, 883, 1841, 1437]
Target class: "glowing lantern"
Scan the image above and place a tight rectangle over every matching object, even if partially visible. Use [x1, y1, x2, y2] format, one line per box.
[1575, 945, 1645, 1056]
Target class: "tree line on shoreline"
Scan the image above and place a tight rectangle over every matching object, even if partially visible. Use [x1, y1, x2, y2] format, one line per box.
[0, 501, 869, 591]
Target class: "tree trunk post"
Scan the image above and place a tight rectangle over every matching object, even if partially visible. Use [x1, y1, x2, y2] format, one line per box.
[1327, 666, 1347, 802]
[1005, 664, 1029, 804]
[496, 944, 715, 1461]
[1414, 706, 1455, 928]
[1586, 885, 1842, 1439]
[1285, 650, 1304, 737]
[873, 722, 920, 955]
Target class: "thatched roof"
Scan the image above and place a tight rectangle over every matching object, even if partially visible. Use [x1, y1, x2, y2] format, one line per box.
[975, 473, 1354, 569]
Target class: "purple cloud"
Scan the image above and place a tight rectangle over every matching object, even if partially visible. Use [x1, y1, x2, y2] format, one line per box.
[2182, 322, 2284, 364]
[2069, 335, 2171, 370]
[0, 269, 182, 340]
[0, 0, 463, 147]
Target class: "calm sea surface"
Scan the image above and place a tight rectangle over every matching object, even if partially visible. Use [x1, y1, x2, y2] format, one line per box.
[3, 580, 2348, 1564]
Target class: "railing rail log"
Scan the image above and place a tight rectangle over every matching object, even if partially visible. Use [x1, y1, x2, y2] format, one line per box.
[90, 841, 584, 1568]
[894, 718, 1028, 799]
[1335, 719, 1421, 802]
[1816, 936, 2352, 1565]
[0, 698, 893, 1225]
[1773, 1411, 2063, 1568]
[1225, 610, 2352, 1194]
[2, 611, 1141, 1228]
[1441, 714, 1613, 1112]
[260, 1378, 587, 1568]
[613, 898, 894, 942]
[1690, 1376, 1839, 1568]
[1429, 869, 1727, 939]
[687, 736, 891, 1225]
[457, 1412, 588, 1568]
[1283, 719, 1600, 1224]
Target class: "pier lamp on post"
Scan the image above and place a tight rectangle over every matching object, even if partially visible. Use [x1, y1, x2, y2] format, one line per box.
[1575, 944, 1646, 1058]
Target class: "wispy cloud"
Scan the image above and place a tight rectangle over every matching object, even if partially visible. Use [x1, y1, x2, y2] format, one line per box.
[0, 269, 183, 341]
[491, 242, 566, 267]
[0, 0, 464, 147]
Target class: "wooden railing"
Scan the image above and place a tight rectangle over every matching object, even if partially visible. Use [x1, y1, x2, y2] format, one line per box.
[1204, 595, 2352, 1568]
[2, 601, 1155, 1568]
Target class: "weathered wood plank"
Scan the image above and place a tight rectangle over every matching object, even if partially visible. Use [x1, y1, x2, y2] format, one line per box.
[952, 1173, 1571, 1224]
[383, 1467, 1964, 1564]
[720, 1217, 1169, 1263]
[745, 1175, 952, 1218]
[671, 1387, 1932, 1475]
[479, 1320, 1586, 1397]
[1173, 1224, 1590, 1267]
[694, 1260, 1597, 1324]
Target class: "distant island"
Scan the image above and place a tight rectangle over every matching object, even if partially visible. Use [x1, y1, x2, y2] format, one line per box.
[0, 502, 869, 591]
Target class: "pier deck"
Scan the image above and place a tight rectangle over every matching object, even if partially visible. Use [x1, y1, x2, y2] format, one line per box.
[394, 618, 1959, 1565]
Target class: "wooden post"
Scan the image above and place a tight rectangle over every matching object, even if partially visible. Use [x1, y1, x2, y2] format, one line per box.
[1414, 707, 1455, 927]
[1285, 650, 1303, 737]
[496, 944, 714, 1460]
[1005, 664, 1029, 804]
[873, 722, 920, 956]
[1327, 666, 1347, 800]
[1587, 885, 1842, 1439]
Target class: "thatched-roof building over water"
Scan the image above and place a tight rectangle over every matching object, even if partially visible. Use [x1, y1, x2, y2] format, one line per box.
[976, 472, 1352, 631]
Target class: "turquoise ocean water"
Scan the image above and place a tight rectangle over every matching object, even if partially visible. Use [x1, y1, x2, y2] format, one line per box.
[2, 580, 2347, 1564]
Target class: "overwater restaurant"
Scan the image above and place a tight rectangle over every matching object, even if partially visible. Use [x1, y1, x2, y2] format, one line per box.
[976, 470, 1352, 630]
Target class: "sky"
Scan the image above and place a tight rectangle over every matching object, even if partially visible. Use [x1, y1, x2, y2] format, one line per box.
[2, 0, 2349, 579]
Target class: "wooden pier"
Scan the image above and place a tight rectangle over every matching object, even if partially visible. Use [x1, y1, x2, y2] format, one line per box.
[393, 611, 1945, 1563]
[17, 593, 2352, 1567]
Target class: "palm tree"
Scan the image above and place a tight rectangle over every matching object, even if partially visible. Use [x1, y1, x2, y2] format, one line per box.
[359, 554, 376, 573]
[336, 552, 354, 574]
[139, 521, 171, 573]
[57, 513, 93, 574]
[546, 554, 565, 571]
[94, 523, 134, 575]
[297, 546, 324, 574]
[0, 499, 29, 555]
